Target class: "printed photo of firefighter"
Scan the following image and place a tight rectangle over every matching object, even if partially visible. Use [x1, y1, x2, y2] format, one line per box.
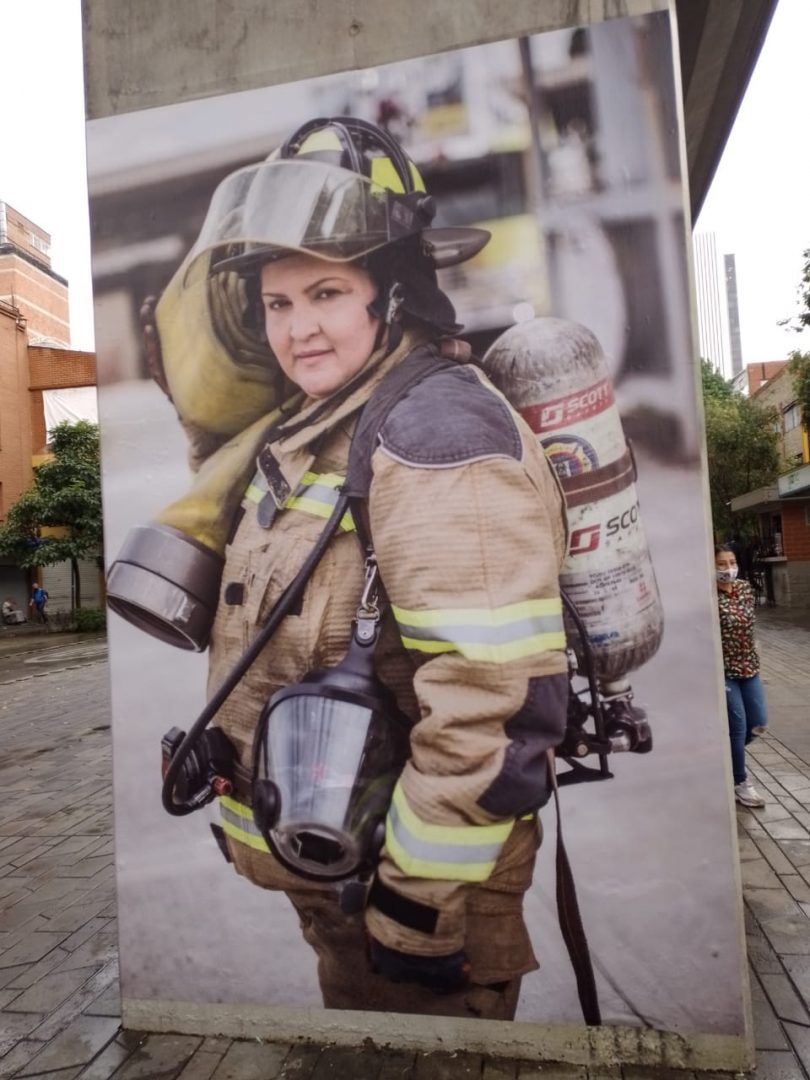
[89, 10, 745, 1034]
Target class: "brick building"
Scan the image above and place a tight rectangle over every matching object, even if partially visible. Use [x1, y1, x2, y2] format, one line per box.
[731, 363, 810, 607]
[0, 202, 101, 613]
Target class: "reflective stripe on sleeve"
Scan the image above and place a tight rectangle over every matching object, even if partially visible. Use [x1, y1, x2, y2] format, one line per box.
[245, 470, 355, 532]
[385, 782, 514, 882]
[219, 795, 270, 854]
[391, 597, 565, 663]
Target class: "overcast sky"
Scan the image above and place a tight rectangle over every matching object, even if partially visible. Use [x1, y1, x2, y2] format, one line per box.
[0, 0, 807, 362]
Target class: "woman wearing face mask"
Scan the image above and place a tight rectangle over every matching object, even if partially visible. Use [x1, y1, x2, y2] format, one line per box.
[715, 544, 769, 808]
[118, 117, 571, 1020]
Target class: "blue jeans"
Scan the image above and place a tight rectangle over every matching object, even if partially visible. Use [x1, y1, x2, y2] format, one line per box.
[726, 673, 768, 785]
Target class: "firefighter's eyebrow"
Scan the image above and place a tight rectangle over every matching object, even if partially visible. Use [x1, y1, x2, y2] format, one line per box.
[261, 277, 349, 298]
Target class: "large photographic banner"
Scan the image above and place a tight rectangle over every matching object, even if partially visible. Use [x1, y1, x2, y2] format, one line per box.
[88, 7, 749, 1067]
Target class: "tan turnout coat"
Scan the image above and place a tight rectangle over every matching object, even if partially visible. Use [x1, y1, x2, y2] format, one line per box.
[208, 333, 568, 983]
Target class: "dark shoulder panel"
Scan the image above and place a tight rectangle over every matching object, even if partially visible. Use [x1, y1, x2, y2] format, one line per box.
[378, 365, 522, 467]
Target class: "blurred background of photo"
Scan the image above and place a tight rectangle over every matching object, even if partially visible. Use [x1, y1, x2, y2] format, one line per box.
[89, 10, 694, 460]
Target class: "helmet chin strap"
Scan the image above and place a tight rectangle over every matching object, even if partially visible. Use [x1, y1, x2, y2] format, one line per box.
[369, 281, 404, 355]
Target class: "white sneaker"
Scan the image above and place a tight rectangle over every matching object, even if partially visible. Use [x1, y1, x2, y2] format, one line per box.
[735, 781, 766, 808]
[751, 726, 768, 736]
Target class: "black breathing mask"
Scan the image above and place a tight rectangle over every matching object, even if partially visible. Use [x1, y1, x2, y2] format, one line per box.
[251, 554, 409, 881]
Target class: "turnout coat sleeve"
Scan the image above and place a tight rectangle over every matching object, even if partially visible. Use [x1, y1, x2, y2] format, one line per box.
[364, 366, 569, 957]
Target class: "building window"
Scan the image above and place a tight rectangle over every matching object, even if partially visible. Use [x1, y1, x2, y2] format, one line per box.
[805, 505, 810, 528]
[783, 401, 801, 432]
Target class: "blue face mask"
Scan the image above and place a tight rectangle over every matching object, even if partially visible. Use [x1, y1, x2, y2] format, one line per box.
[716, 567, 738, 583]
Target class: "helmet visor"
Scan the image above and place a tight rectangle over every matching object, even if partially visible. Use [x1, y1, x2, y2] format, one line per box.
[189, 159, 420, 271]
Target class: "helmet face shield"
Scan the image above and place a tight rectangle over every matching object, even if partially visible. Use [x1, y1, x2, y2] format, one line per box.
[191, 160, 426, 273]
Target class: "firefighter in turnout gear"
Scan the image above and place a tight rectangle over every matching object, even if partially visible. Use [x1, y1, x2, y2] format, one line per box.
[120, 118, 570, 1019]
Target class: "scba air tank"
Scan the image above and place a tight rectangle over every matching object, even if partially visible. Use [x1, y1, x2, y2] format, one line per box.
[482, 317, 663, 687]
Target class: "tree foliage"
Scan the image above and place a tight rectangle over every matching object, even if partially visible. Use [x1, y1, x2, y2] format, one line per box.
[780, 248, 810, 334]
[788, 349, 810, 432]
[701, 362, 780, 536]
[0, 421, 103, 607]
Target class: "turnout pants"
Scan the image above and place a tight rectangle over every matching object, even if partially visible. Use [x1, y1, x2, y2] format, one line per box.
[223, 816, 541, 1019]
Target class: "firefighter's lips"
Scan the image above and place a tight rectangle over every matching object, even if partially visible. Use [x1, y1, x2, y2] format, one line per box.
[293, 349, 335, 367]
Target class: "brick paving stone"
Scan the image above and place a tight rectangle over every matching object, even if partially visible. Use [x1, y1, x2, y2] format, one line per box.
[517, 1065, 587, 1079]
[751, 969, 792, 1050]
[4, 965, 98, 1014]
[74, 1038, 135, 1080]
[760, 972, 810, 1024]
[376, 1051, 417, 1080]
[60, 919, 114, 955]
[210, 1040, 291, 1079]
[109, 1033, 202, 1079]
[0, 1043, 43, 1080]
[780, 875, 810, 903]
[782, 957, 810, 1011]
[0, 931, 68, 967]
[53, 927, 117, 972]
[20, 1069, 83, 1079]
[310, 1045, 382, 1080]
[747, 1050, 806, 1079]
[83, 982, 121, 1018]
[765, 821, 810, 841]
[0, 1011, 47, 1057]
[44, 903, 111, 935]
[16, 1016, 121, 1075]
[177, 1051, 227, 1080]
[744, 887, 803, 922]
[0, 964, 30, 990]
[737, 836, 761, 861]
[623, 1072, 697, 1080]
[414, 1053, 484, 1079]
[277, 1045, 324, 1078]
[760, 915, 810, 956]
[756, 839, 797, 876]
[782, 1022, 810, 1076]
[30, 961, 119, 1042]
[743, 859, 784, 889]
[6, 948, 71, 992]
[483, 1060, 519, 1079]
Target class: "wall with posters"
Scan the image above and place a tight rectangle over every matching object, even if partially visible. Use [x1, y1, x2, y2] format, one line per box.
[85, 3, 751, 1071]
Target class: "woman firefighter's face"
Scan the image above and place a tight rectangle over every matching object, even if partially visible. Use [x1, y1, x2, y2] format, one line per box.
[260, 253, 380, 399]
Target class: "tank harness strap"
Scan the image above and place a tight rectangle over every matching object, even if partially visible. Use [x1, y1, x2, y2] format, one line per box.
[547, 748, 602, 1026]
[367, 877, 439, 935]
[559, 444, 636, 509]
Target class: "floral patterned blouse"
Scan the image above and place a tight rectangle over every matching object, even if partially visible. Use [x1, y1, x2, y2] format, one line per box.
[717, 580, 760, 678]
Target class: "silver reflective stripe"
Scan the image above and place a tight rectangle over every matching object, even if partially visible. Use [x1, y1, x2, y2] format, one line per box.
[220, 800, 263, 837]
[396, 612, 564, 647]
[387, 798, 505, 866]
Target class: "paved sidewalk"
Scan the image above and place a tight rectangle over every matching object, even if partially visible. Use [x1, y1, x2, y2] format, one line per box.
[0, 610, 808, 1079]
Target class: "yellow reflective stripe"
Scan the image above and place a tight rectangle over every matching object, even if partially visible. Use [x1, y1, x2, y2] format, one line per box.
[299, 471, 344, 490]
[393, 598, 565, 663]
[285, 495, 355, 533]
[384, 783, 513, 883]
[243, 471, 354, 531]
[392, 598, 562, 628]
[219, 795, 270, 854]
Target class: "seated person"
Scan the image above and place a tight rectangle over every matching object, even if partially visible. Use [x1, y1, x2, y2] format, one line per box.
[2, 598, 26, 624]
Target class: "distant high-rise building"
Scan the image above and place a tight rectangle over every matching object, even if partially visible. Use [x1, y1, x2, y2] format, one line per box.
[693, 231, 731, 376]
[724, 253, 743, 377]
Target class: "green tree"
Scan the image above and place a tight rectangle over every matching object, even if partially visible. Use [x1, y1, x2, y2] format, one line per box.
[780, 248, 810, 334]
[787, 349, 810, 431]
[701, 361, 780, 536]
[0, 421, 103, 609]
